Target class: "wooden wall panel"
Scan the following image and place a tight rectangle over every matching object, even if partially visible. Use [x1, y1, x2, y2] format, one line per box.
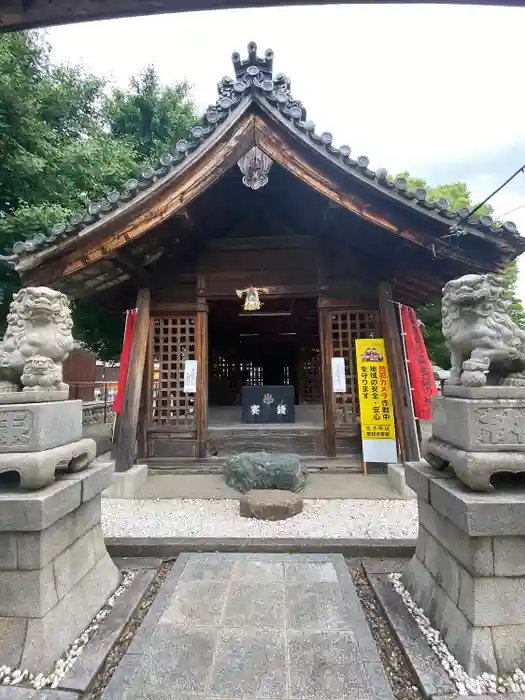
[149, 316, 197, 430]
[64, 349, 96, 400]
[330, 310, 379, 430]
[198, 235, 318, 294]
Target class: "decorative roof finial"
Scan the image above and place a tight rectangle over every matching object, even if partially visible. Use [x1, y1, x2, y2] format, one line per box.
[231, 42, 274, 82]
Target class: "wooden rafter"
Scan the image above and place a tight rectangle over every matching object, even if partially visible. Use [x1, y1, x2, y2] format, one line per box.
[2, 0, 522, 32]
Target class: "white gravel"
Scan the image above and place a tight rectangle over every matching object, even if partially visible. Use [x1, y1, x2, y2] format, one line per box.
[389, 572, 525, 695]
[101, 498, 418, 539]
[0, 571, 135, 691]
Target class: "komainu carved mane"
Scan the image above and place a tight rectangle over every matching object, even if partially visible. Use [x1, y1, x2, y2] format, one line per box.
[442, 273, 525, 387]
[0, 287, 74, 397]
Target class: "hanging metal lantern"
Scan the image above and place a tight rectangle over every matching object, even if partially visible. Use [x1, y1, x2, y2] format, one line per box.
[237, 146, 273, 190]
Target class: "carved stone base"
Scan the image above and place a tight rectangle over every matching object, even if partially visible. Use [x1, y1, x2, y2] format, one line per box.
[425, 436, 525, 492]
[432, 394, 525, 452]
[0, 438, 96, 489]
[0, 400, 82, 453]
[403, 461, 525, 675]
[0, 462, 119, 673]
[444, 385, 525, 400]
[0, 388, 69, 404]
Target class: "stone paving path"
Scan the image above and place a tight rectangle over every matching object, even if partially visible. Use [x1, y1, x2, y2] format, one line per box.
[103, 553, 394, 700]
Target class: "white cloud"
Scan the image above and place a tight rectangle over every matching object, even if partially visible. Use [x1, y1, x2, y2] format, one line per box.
[46, 3, 525, 299]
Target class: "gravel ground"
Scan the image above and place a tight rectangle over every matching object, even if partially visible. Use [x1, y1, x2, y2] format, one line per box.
[101, 498, 418, 539]
[351, 564, 423, 700]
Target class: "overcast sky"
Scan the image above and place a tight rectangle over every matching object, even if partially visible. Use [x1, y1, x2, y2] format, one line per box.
[46, 3, 525, 300]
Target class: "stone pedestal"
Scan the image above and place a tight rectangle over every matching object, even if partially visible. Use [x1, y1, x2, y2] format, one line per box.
[0, 400, 95, 489]
[102, 462, 148, 499]
[239, 489, 304, 520]
[0, 462, 119, 674]
[425, 387, 525, 491]
[403, 460, 525, 675]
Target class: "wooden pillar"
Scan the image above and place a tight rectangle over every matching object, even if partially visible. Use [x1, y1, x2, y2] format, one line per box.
[319, 306, 336, 457]
[377, 281, 419, 462]
[195, 305, 208, 459]
[136, 330, 151, 460]
[114, 288, 151, 472]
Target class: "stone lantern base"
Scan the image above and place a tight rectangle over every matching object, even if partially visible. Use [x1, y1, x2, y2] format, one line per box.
[403, 461, 525, 675]
[0, 462, 119, 673]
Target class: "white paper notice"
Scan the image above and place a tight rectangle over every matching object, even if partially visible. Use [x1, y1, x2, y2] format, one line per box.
[331, 357, 346, 393]
[184, 360, 198, 393]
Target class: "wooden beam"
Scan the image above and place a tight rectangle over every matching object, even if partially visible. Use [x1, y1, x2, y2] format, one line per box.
[136, 330, 152, 460]
[3, 0, 521, 33]
[113, 288, 151, 472]
[112, 250, 154, 288]
[2, 0, 523, 33]
[377, 281, 420, 463]
[319, 306, 336, 457]
[195, 306, 208, 459]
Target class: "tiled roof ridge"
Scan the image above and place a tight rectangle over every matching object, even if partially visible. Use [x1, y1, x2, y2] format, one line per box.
[2, 41, 520, 265]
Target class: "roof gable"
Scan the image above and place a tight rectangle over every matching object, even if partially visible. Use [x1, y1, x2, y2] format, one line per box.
[5, 41, 524, 275]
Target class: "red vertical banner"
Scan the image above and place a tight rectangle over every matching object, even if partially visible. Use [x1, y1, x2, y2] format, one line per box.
[113, 310, 137, 414]
[400, 305, 437, 420]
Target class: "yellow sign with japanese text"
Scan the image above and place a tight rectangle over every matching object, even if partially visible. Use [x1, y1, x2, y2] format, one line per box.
[355, 338, 397, 463]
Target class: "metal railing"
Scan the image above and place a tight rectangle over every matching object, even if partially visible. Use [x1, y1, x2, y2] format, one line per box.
[68, 381, 117, 424]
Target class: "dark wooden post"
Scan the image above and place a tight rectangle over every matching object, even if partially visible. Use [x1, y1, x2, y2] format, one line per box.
[136, 330, 151, 460]
[377, 281, 420, 462]
[319, 305, 336, 457]
[195, 305, 208, 459]
[114, 288, 151, 472]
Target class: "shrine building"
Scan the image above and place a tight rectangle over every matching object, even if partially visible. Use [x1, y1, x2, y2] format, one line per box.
[7, 43, 525, 472]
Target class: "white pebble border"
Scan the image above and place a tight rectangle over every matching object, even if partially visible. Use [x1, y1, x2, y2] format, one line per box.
[389, 573, 525, 695]
[0, 571, 135, 691]
[102, 498, 418, 539]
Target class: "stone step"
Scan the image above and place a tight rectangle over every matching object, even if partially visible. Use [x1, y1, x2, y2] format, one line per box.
[143, 455, 370, 475]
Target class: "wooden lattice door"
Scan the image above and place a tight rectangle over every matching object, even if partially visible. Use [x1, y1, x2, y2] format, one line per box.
[330, 310, 379, 427]
[297, 349, 322, 404]
[150, 316, 197, 429]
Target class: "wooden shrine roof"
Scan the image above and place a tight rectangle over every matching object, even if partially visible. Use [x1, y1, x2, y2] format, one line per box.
[1, 0, 524, 31]
[4, 42, 524, 305]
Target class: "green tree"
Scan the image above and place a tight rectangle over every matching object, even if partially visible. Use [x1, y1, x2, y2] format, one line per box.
[0, 31, 197, 360]
[393, 173, 525, 366]
[105, 65, 195, 164]
[502, 260, 525, 328]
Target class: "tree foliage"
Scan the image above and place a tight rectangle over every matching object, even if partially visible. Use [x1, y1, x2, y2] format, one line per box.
[393, 172, 525, 367]
[0, 31, 197, 360]
[105, 65, 196, 164]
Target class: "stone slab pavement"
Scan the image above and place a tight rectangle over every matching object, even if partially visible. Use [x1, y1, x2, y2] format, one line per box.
[102, 552, 394, 700]
[136, 473, 405, 500]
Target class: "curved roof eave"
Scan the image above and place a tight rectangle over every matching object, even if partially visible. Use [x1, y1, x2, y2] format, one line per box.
[9, 41, 524, 276]
[14, 96, 255, 274]
[255, 97, 522, 255]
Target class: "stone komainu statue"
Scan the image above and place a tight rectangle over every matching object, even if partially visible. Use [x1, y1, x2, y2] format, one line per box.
[0, 287, 74, 395]
[442, 273, 525, 388]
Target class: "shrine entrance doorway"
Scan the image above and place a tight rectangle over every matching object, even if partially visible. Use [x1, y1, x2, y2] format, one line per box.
[206, 296, 325, 457]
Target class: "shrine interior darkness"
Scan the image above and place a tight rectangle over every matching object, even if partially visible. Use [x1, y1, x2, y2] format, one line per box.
[207, 296, 321, 413]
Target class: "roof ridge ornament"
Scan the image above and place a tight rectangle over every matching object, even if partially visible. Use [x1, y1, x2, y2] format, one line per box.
[232, 41, 274, 83]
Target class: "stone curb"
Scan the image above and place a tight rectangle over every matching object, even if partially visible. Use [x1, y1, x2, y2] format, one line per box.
[105, 537, 416, 559]
[0, 690, 78, 699]
[364, 568, 456, 700]
[57, 568, 156, 695]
